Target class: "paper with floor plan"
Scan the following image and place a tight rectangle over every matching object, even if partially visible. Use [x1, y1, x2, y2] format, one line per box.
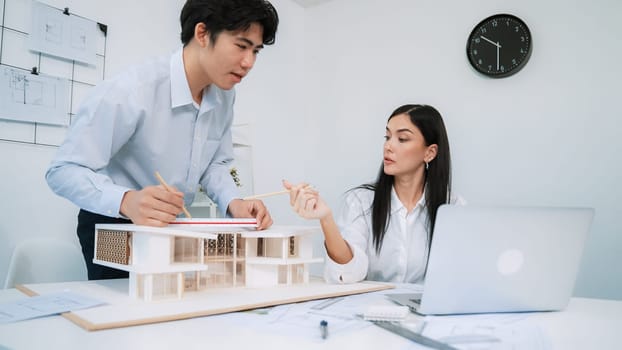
[0, 66, 70, 125]
[29, 0, 98, 65]
[217, 283, 550, 349]
[421, 313, 551, 350]
[0, 291, 104, 323]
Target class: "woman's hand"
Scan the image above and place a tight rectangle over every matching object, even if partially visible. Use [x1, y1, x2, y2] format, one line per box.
[282, 180, 331, 220]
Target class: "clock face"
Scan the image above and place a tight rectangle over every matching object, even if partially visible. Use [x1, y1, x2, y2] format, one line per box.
[467, 14, 532, 78]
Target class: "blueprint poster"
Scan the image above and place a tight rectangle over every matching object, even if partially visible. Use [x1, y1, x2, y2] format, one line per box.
[0, 66, 70, 125]
[29, 0, 98, 65]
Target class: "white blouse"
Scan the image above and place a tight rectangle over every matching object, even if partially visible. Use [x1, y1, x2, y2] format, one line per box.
[324, 187, 466, 284]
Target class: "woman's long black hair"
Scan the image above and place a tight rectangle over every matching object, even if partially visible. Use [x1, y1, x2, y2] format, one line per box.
[357, 104, 452, 254]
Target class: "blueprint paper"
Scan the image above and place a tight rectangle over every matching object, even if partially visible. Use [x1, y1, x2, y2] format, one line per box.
[0, 291, 104, 323]
[0, 66, 69, 125]
[29, 0, 97, 65]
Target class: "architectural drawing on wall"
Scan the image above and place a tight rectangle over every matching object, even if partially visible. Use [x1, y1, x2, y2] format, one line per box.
[0, 65, 69, 125]
[93, 219, 324, 302]
[0, 0, 107, 145]
[29, 0, 97, 65]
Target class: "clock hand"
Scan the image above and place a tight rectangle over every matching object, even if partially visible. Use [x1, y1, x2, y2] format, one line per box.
[480, 35, 501, 48]
[496, 43, 499, 70]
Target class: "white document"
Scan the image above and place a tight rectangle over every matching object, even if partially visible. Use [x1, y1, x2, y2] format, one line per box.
[29, 0, 98, 65]
[213, 284, 418, 341]
[213, 282, 549, 349]
[0, 291, 104, 323]
[0, 66, 70, 125]
[422, 313, 551, 349]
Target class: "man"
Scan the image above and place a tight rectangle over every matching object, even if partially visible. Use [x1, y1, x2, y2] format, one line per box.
[46, 0, 278, 280]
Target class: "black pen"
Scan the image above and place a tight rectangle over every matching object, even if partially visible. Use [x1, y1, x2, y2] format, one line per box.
[319, 320, 328, 339]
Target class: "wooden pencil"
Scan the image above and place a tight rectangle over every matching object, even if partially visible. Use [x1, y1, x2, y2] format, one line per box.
[243, 185, 314, 200]
[154, 171, 192, 218]
[242, 189, 290, 200]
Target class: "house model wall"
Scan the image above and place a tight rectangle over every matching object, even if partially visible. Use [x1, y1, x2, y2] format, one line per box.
[93, 220, 323, 301]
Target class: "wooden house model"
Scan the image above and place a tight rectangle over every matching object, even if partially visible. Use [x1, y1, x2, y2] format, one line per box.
[93, 219, 323, 301]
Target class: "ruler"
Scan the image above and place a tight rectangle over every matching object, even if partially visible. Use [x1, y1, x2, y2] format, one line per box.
[372, 321, 459, 350]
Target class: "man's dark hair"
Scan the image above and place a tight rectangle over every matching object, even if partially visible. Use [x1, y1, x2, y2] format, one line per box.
[180, 0, 279, 46]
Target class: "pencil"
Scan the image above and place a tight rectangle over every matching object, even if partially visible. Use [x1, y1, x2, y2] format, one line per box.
[242, 185, 314, 200]
[243, 189, 290, 200]
[154, 171, 192, 218]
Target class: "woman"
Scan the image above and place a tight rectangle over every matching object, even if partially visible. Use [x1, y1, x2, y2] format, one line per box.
[284, 104, 465, 283]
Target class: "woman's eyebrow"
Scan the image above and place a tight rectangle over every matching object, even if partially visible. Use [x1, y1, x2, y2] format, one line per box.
[386, 127, 414, 134]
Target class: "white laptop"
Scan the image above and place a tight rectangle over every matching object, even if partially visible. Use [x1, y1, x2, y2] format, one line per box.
[388, 205, 594, 315]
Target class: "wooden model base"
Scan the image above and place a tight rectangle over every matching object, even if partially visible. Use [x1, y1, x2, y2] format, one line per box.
[17, 277, 393, 331]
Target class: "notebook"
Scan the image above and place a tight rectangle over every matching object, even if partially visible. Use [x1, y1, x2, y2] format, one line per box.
[362, 305, 410, 321]
[388, 205, 594, 315]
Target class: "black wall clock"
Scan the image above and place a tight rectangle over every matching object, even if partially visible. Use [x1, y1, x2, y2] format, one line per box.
[466, 14, 532, 78]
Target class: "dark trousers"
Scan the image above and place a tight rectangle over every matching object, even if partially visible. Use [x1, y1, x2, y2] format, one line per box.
[77, 209, 131, 280]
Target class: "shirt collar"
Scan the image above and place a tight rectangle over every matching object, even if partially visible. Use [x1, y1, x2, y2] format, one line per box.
[170, 47, 194, 109]
[170, 47, 223, 112]
[200, 84, 222, 113]
[390, 186, 427, 215]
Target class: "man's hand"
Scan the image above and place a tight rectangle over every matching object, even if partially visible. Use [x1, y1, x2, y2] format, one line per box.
[120, 185, 185, 226]
[227, 199, 273, 230]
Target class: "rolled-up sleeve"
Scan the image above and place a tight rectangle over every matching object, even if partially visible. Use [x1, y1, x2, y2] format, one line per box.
[324, 190, 372, 283]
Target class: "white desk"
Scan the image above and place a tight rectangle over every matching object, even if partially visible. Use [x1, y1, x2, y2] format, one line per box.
[0, 287, 620, 350]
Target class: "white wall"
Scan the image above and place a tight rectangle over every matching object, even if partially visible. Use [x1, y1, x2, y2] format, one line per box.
[299, 0, 622, 299]
[233, 0, 308, 224]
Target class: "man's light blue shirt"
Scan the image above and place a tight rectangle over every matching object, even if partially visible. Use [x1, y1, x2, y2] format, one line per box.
[46, 48, 239, 217]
